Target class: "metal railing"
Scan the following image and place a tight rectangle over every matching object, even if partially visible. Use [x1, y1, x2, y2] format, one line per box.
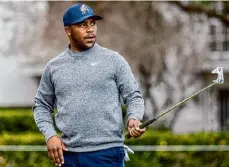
[1, 145, 229, 152]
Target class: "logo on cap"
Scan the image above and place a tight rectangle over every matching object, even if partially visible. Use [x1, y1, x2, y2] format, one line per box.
[80, 4, 89, 14]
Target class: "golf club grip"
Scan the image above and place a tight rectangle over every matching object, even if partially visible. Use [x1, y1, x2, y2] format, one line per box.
[125, 118, 157, 139]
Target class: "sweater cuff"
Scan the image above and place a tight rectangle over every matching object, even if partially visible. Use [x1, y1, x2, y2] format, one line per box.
[44, 128, 58, 142]
[127, 115, 141, 122]
[126, 108, 144, 122]
[126, 114, 143, 127]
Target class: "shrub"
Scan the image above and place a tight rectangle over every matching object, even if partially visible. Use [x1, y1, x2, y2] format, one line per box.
[1, 131, 229, 166]
[1, 108, 229, 167]
[0, 108, 39, 133]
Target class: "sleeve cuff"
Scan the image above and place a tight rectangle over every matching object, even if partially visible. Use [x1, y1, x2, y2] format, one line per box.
[44, 129, 58, 142]
[127, 115, 141, 122]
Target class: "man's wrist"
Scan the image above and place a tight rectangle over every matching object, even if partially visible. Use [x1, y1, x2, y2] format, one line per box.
[46, 134, 58, 143]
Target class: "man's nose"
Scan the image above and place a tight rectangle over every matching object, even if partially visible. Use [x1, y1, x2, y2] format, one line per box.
[86, 25, 94, 32]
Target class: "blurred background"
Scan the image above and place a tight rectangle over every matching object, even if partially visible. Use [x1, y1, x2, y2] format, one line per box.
[1, 1, 229, 167]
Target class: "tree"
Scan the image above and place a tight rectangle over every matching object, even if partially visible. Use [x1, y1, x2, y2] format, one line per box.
[95, 1, 207, 129]
[170, 1, 229, 27]
[1, 1, 213, 130]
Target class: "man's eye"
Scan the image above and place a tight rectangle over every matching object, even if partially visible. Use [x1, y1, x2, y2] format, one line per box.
[79, 23, 86, 27]
[91, 22, 96, 26]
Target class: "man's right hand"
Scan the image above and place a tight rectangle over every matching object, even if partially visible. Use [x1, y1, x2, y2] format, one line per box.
[47, 135, 67, 166]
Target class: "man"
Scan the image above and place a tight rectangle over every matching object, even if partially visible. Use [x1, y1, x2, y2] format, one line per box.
[33, 3, 146, 167]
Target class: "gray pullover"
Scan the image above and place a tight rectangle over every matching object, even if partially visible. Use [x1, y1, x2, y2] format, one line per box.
[33, 43, 144, 152]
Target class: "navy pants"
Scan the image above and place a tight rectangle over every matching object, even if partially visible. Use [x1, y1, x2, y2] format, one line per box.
[62, 147, 125, 167]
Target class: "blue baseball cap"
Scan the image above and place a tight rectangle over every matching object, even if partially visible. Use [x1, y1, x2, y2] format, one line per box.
[63, 4, 103, 26]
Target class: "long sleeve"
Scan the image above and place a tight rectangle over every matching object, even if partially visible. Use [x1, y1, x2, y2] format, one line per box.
[32, 64, 57, 142]
[115, 54, 145, 122]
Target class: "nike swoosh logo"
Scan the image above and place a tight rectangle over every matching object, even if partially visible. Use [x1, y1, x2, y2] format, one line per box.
[91, 62, 99, 66]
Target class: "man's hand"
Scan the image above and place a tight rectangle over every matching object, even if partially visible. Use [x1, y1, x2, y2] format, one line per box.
[47, 135, 67, 166]
[127, 119, 146, 138]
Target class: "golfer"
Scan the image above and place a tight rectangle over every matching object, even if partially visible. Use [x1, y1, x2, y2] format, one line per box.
[33, 3, 145, 167]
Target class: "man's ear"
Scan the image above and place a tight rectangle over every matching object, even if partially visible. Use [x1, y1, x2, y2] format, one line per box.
[64, 26, 71, 36]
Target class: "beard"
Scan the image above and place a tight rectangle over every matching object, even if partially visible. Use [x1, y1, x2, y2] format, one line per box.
[71, 34, 95, 51]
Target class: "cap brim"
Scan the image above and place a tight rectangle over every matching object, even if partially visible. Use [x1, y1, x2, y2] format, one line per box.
[88, 15, 103, 21]
[69, 15, 103, 25]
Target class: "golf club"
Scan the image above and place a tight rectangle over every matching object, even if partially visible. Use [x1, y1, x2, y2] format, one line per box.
[126, 67, 224, 139]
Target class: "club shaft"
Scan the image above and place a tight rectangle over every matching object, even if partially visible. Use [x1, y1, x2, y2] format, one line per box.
[155, 82, 216, 121]
[125, 82, 216, 139]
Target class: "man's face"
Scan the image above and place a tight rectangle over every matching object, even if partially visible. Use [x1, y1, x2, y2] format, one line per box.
[65, 18, 97, 51]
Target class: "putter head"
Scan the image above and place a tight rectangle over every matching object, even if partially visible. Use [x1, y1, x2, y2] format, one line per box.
[212, 67, 224, 84]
